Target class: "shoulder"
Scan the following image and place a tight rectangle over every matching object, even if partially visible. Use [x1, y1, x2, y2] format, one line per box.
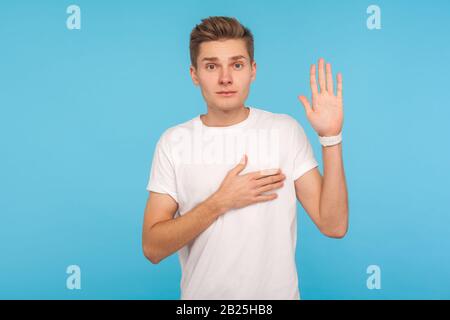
[157, 116, 198, 147]
[251, 106, 303, 130]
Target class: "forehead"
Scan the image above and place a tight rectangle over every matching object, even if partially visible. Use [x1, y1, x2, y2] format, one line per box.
[197, 39, 249, 62]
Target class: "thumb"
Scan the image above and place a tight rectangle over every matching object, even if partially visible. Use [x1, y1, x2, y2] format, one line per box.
[230, 154, 247, 175]
[298, 95, 313, 115]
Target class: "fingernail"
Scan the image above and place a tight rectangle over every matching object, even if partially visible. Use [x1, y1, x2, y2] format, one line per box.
[239, 154, 246, 164]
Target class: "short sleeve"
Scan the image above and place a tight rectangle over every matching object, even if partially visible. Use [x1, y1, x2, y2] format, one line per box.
[146, 132, 179, 203]
[291, 119, 319, 181]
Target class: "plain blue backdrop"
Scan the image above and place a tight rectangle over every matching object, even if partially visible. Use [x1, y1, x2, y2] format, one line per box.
[1, 0, 449, 299]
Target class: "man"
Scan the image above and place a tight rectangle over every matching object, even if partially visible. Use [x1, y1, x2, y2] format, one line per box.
[142, 16, 348, 300]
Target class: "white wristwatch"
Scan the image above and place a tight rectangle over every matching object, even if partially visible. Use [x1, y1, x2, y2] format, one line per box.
[319, 131, 342, 147]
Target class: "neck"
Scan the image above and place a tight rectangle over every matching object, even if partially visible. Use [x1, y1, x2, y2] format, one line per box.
[200, 105, 249, 127]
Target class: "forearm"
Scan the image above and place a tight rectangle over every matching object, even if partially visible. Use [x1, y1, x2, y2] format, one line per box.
[145, 193, 226, 264]
[319, 142, 349, 237]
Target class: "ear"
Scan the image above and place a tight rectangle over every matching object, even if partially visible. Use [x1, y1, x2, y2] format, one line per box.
[250, 61, 257, 82]
[189, 65, 200, 86]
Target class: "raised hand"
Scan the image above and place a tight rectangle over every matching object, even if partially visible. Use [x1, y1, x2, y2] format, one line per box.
[298, 58, 344, 137]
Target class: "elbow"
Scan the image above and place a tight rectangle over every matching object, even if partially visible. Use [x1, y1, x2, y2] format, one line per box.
[319, 208, 349, 239]
[320, 220, 348, 239]
[323, 229, 347, 239]
[142, 227, 162, 264]
[143, 245, 161, 265]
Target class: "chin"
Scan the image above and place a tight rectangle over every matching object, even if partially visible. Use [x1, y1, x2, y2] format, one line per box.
[213, 100, 245, 112]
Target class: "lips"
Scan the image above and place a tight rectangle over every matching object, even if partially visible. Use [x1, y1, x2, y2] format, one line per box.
[217, 91, 237, 97]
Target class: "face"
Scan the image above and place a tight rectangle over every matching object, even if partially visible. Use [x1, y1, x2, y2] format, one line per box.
[190, 38, 256, 112]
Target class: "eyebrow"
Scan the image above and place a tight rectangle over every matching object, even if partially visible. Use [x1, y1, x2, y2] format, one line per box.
[201, 55, 247, 63]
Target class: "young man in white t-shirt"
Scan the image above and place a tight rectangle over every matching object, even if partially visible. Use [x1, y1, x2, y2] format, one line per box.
[142, 16, 349, 300]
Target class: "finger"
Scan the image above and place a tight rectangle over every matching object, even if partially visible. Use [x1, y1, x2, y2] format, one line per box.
[255, 193, 278, 203]
[310, 64, 318, 97]
[318, 58, 326, 93]
[231, 154, 247, 175]
[256, 181, 284, 194]
[326, 63, 334, 94]
[298, 95, 313, 114]
[255, 173, 285, 187]
[337, 73, 343, 99]
[245, 168, 281, 180]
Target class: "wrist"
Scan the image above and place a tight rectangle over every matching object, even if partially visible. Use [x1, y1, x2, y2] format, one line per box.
[318, 131, 342, 147]
[207, 192, 230, 217]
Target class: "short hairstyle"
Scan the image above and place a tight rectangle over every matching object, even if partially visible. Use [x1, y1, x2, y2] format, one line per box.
[189, 16, 254, 69]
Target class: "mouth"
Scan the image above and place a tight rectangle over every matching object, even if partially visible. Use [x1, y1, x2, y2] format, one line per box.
[216, 91, 237, 97]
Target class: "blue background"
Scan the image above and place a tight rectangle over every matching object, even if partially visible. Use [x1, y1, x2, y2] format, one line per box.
[1, 0, 449, 299]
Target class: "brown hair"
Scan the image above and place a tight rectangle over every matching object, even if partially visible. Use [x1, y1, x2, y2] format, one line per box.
[189, 16, 254, 69]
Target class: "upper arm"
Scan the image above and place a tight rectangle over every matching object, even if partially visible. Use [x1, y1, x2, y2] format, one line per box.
[294, 167, 322, 230]
[142, 191, 178, 251]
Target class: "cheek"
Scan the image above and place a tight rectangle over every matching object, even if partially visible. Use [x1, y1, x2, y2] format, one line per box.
[198, 80, 214, 95]
[200, 74, 217, 89]
[236, 77, 251, 92]
[237, 72, 253, 85]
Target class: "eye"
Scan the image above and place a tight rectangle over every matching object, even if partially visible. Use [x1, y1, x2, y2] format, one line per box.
[234, 63, 244, 70]
[206, 64, 216, 70]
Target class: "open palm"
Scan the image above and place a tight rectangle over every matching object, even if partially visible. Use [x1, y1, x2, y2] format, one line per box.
[298, 58, 344, 137]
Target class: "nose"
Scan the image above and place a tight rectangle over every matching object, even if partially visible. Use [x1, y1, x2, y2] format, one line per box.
[219, 67, 233, 85]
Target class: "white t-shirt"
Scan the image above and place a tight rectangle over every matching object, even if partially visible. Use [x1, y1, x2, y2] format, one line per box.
[146, 106, 319, 300]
